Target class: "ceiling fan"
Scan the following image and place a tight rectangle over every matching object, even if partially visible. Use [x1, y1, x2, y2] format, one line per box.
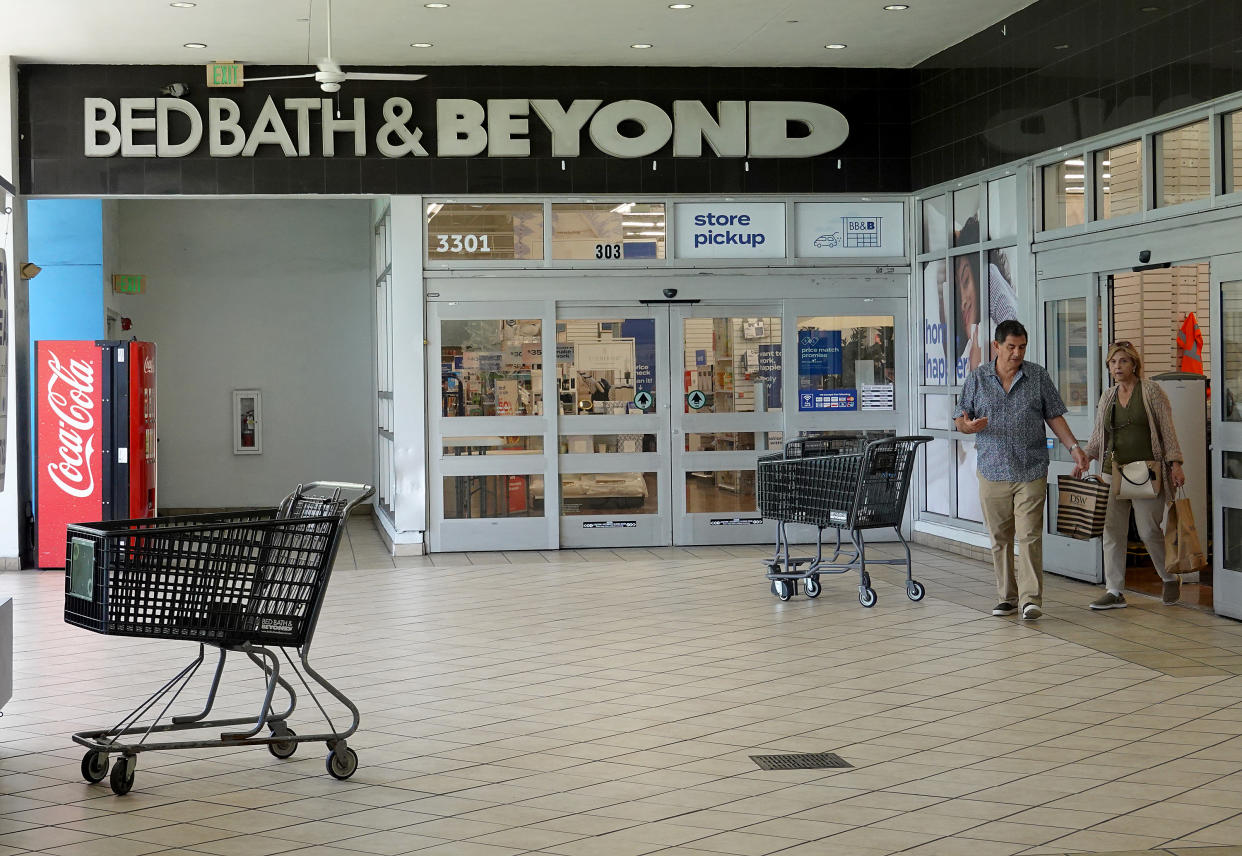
[246, 0, 426, 93]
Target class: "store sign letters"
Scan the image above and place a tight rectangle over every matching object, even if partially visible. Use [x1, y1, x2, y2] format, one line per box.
[83, 97, 849, 160]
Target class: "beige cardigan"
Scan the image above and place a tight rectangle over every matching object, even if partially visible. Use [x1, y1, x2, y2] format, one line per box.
[1083, 380, 1183, 502]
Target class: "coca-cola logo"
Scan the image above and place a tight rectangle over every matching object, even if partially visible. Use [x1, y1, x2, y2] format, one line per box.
[46, 352, 97, 499]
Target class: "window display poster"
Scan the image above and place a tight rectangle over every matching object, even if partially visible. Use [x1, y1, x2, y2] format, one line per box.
[673, 203, 786, 258]
[923, 261, 949, 385]
[620, 319, 655, 393]
[988, 246, 1019, 329]
[954, 252, 982, 384]
[798, 330, 842, 376]
[799, 389, 857, 411]
[758, 344, 782, 409]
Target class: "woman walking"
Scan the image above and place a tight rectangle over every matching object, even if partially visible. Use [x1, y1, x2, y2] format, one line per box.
[1072, 341, 1185, 608]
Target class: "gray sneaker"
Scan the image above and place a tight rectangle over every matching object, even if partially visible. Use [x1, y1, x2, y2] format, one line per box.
[1022, 603, 1043, 620]
[1162, 579, 1181, 605]
[1090, 591, 1127, 610]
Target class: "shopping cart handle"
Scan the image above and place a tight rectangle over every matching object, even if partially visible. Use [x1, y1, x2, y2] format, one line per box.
[299, 482, 375, 516]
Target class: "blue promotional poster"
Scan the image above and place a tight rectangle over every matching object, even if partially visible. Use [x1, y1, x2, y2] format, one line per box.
[758, 344, 782, 410]
[797, 330, 842, 376]
[619, 319, 656, 393]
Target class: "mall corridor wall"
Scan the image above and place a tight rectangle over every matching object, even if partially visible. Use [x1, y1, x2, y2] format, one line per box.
[113, 199, 373, 509]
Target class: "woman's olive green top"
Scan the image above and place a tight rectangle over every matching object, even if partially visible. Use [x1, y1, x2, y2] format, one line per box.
[1110, 380, 1154, 465]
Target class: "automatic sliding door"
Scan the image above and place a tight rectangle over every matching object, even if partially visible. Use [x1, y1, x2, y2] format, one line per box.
[673, 306, 784, 545]
[556, 307, 672, 548]
[1212, 254, 1242, 619]
[428, 301, 557, 552]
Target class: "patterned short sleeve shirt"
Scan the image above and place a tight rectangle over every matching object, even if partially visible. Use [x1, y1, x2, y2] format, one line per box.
[958, 360, 1068, 482]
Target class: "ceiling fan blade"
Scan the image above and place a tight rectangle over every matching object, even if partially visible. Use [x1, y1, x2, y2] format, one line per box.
[246, 73, 317, 82]
[342, 72, 428, 82]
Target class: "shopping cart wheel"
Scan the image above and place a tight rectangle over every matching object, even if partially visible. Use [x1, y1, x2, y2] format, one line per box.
[906, 581, 926, 602]
[109, 756, 136, 796]
[269, 728, 298, 759]
[326, 746, 359, 780]
[858, 587, 877, 608]
[805, 577, 821, 598]
[773, 580, 792, 601]
[81, 750, 109, 783]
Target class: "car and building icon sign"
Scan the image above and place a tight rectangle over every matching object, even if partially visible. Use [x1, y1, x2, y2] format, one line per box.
[813, 216, 882, 250]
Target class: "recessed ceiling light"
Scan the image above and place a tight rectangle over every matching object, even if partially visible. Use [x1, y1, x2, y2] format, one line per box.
[169, 2, 196, 7]
[669, 3, 693, 7]
[631, 43, 653, 49]
[824, 43, 847, 49]
[884, 4, 910, 9]
[183, 42, 207, 49]
[424, 2, 448, 6]
[1053, 43, 1070, 49]
[411, 42, 434, 48]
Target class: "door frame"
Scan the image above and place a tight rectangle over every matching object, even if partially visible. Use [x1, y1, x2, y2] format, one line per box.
[426, 299, 558, 553]
[1210, 252, 1242, 619]
[1038, 273, 1105, 583]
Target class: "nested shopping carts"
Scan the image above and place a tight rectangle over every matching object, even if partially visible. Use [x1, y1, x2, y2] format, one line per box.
[757, 437, 930, 606]
[63, 481, 372, 795]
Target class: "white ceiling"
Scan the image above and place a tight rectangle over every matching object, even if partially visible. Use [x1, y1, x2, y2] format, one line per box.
[0, 0, 1037, 69]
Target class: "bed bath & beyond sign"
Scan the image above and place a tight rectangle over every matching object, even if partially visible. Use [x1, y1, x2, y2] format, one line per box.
[82, 97, 849, 160]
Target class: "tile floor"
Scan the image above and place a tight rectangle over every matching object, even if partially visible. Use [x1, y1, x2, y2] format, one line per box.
[3, 519, 1242, 856]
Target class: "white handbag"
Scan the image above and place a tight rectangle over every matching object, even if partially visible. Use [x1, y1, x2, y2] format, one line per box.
[1115, 459, 1160, 500]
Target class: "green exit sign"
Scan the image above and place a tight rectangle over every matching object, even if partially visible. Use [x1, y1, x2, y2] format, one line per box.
[206, 62, 244, 88]
[112, 275, 145, 294]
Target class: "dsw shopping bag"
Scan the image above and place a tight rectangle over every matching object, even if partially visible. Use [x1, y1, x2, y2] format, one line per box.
[1056, 475, 1110, 540]
[1164, 494, 1208, 574]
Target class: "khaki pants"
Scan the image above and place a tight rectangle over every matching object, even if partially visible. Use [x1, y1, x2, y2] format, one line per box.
[978, 475, 1046, 608]
[1102, 494, 1174, 594]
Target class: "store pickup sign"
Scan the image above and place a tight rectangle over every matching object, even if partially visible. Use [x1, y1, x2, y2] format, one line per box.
[82, 97, 849, 160]
[674, 203, 785, 258]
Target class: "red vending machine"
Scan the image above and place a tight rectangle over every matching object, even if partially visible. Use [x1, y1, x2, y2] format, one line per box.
[36, 340, 157, 567]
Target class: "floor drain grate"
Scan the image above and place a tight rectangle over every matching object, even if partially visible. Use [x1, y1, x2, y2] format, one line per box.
[750, 752, 852, 770]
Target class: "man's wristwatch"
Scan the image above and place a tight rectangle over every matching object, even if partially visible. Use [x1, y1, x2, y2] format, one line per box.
[1069, 443, 1080, 452]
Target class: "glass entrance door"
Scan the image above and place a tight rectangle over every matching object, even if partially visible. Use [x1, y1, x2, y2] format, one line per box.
[555, 308, 672, 548]
[1040, 274, 1105, 583]
[427, 300, 556, 553]
[1210, 254, 1242, 620]
[673, 305, 786, 544]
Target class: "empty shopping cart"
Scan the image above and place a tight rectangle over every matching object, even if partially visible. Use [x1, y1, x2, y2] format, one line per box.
[757, 436, 930, 606]
[64, 481, 372, 795]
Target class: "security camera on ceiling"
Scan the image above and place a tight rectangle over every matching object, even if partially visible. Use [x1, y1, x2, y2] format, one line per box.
[246, 0, 427, 93]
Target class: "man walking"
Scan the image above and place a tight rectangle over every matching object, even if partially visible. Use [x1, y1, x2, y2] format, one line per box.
[955, 320, 1089, 620]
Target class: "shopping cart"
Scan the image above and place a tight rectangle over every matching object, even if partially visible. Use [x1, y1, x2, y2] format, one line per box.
[757, 437, 930, 607]
[63, 481, 373, 795]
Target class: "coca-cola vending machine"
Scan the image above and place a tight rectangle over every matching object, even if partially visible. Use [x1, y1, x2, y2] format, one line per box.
[36, 340, 157, 567]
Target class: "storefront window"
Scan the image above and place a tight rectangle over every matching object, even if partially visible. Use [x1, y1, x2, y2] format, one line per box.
[683, 317, 782, 414]
[1227, 111, 1242, 195]
[685, 432, 783, 452]
[953, 252, 983, 384]
[560, 472, 658, 515]
[1042, 158, 1085, 230]
[796, 316, 895, 412]
[560, 434, 655, 453]
[1096, 140, 1142, 220]
[427, 202, 544, 261]
[955, 440, 982, 521]
[922, 261, 950, 385]
[1156, 119, 1210, 208]
[952, 187, 982, 246]
[987, 175, 1017, 239]
[1045, 297, 1089, 416]
[686, 471, 756, 514]
[923, 438, 953, 516]
[557, 317, 655, 415]
[551, 203, 665, 260]
[922, 195, 947, 252]
[440, 319, 543, 416]
[1222, 280, 1242, 423]
[443, 436, 543, 455]
[444, 475, 543, 519]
